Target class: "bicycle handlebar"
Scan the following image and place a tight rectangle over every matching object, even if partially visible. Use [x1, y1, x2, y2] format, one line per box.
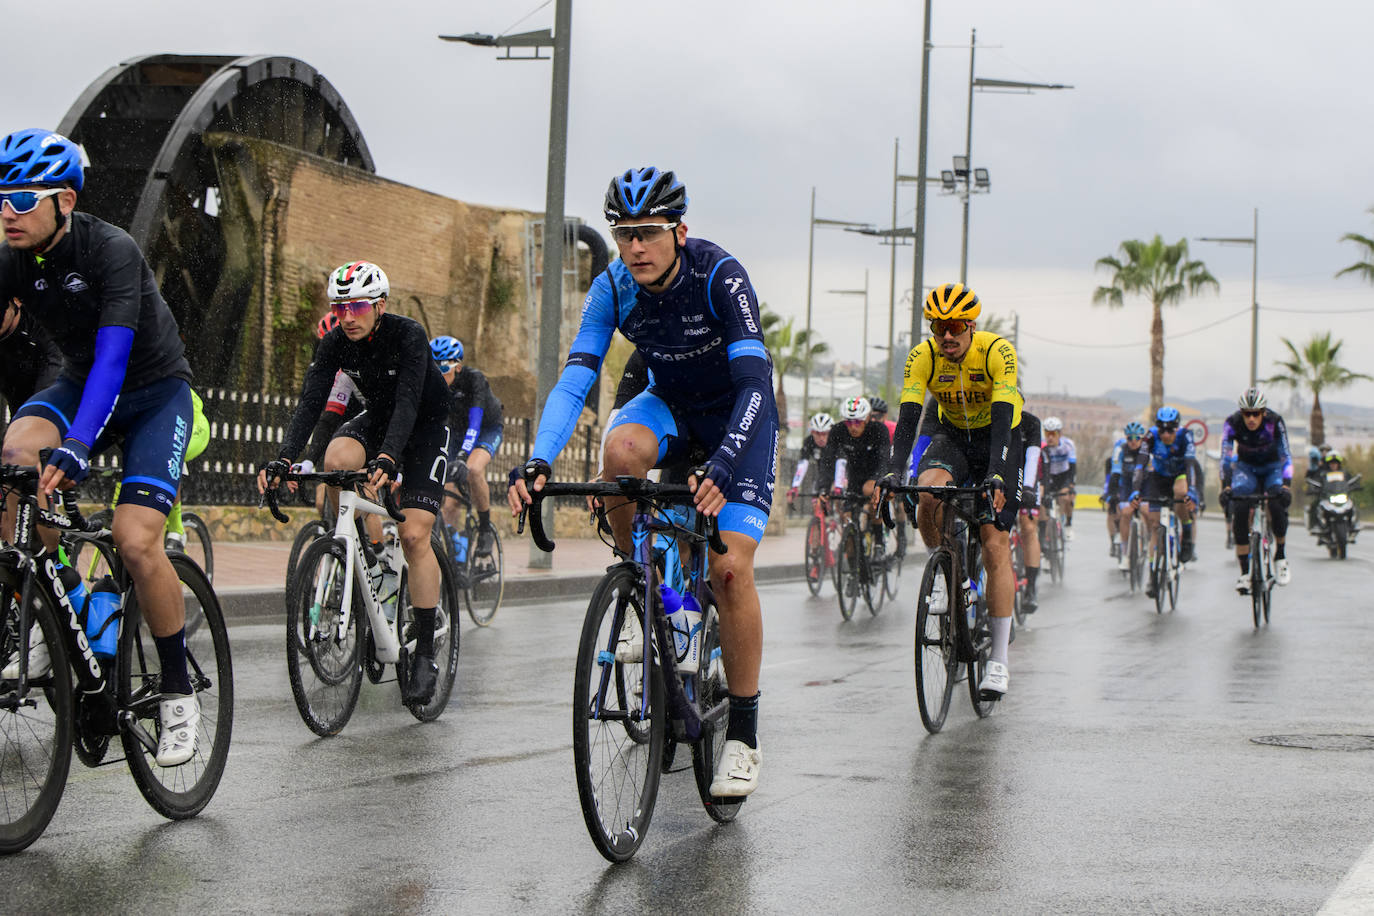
[0, 461, 104, 534]
[878, 482, 991, 530]
[516, 477, 728, 556]
[260, 470, 405, 524]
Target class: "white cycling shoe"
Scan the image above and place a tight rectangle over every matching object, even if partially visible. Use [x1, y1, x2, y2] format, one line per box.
[155, 693, 200, 767]
[2, 623, 50, 680]
[1276, 559, 1291, 586]
[1117, 554, 1130, 572]
[978, 660, 1009, 699]
[709, 739, 761, 797]
[1235, 573, 1251, 595]
[1064, 528, 1075, 542]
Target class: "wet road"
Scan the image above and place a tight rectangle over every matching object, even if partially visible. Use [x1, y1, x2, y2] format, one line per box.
[4, 516, 1373, 913]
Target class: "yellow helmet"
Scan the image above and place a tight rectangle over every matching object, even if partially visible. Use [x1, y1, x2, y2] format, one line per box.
[923, 283, 981, 321]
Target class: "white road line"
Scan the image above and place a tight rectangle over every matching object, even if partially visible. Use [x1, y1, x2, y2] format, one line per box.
[1320, 837, 1374, 915]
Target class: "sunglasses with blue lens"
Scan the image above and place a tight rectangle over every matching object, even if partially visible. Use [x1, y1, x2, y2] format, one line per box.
[0, 188, 64, 215]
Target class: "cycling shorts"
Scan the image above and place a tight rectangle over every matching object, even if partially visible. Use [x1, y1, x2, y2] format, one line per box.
[1230, 459, 1286, 496]
[17, 376, 192, 514]
[1044, 470, 1074, 500]
[471, 420, 503, 456]
[608, 387, 776, 543]
[334, 410, 450, 515]
[916, 422, 1022, 531]
[1139, 471, 1187, 511]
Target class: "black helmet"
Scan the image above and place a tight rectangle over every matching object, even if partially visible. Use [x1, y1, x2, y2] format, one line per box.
[869, 396, 889, 414]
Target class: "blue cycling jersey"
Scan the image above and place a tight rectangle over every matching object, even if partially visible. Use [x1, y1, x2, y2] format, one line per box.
[532, 238, 774, 487]
[1220, 408, 1292, 485]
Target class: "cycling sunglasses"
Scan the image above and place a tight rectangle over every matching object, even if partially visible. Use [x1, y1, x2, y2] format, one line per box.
[609, 222, 678, 245]
[1241, 409, 1264, 419]
[330, 297, 379, 318]
[929, 318, 972, 338]
[438, 360, 460, 373]
[0, 188, 64, 215]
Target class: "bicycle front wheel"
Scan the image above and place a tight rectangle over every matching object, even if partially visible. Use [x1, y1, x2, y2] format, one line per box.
[286, 538, 363, 736]
[177, 512, 215, 584]
[914, 550, 957, 734]
[804, 516, 824, 596]
[573, 565, 663, 863]
[1249, 532, 1264, 628]
[464, 523, 504, 627]
[862, 526, 886, 615]
[836, 526, 861, 621]
[0, 577, 74, 854]
[120, 553, 234, 820]
[1010, 535, 1026, 626]
[691, 591, 742, 824]
[399, 534, 461, 722]
[286, 519, 329, 604]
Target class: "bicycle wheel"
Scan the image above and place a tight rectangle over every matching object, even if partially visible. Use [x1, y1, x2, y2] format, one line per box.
[0, 576, 74, 854]
[804, 516, 825, 596]
[120, 553, 234, 819]
[1010, 535, 1026, 626]
[398, 534, 461, 722]
[573, 565, 664, 863]
[692, 592, 742, 823]
[884, 528, 903, 602]
[1260, 539, 1274, 625]
[967, 607, 997, 718]
[1167, 520, 1181, 611]
[464, 522, 504, 627]
[914, 550, 957, 734]
[285, 538, 363, 736]
[1249, 532, 1264, 628]
[1043, 521, 1060, 584]
[1152, 548, 1166, 615]
[286, 519, 329, 603]
[1053, 520, 1067, 582]
[835, 526, 861, 621]
[862, 526, 886, 615]
[177, 512, 214, 584]
[1128, 520, 1143, 593]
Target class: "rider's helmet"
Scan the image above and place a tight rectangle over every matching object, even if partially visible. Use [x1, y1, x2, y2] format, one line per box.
[868, 396, 889, 416]
[840, 396, 871, 421]
[1155, 406, 1181, 429]
[430, 335, 463, 363]
[923, 282, 981, 321]
[0, 129, 85, 191]
[1043, 416, 1064, 432]
[809, 412, 834, 433]
[316, 313, 339, 338]
[603, 167, 688, 223]
[1124, 421, 1146, 438]
[326, 261, 389, 301]
[1237, 387, 1267, 411]
[1325, 450, 1344, 466]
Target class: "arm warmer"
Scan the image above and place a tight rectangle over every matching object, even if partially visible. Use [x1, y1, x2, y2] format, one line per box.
[988, 401, 1015, 483]
[67, 325, 133, 448]
[889, 400, 923, 478]
[462, 406, 484, 454]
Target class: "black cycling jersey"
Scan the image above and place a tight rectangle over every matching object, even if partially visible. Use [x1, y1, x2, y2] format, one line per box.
[799, 435, 823, 464]
[446, 365, 503, 427]
[819, 422, 890, 493]
[0, 211, 191, 390]
[0, 304, 62, 410]
[612, 349, 650, 411]
[280, 312, 449, 461]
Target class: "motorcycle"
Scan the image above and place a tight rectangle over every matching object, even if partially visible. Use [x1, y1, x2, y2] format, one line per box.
[1308, 471, 1362, 560]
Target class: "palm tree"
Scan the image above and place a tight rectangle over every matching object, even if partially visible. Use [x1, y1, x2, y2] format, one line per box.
[1264, 332, 1372, 447]
[760, 306, 828, 431]
[1336, 206, 1374, 284]
[1092, 235, 1219, 413]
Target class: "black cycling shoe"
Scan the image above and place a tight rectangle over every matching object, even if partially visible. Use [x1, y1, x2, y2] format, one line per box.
[1178, 542, 1196, 565]
[476, 526, 495, 556]
[403, 653, 438, 705]
[1022, 585, 1038, 613]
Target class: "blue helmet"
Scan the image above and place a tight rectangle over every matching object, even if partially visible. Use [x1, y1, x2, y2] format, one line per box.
[0, 129, 85, 191]
[1124, 421, 1146, 438]
[604, 167, 688, 222]
[1155, 406, 1180, 427]
[430, 335, 463, 363]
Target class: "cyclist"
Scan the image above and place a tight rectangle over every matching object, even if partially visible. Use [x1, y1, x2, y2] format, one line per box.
[1041, 416, 1077, 540]
[257, 260, 452, 706]
[885, 282, 1023, 699]
[0, 128, 199, 766]
[1130, 406, 1200, 590]
[817, 397, 888, 523]
[788, 412, 833, 509]
[1017, 409, 1044, 611]
[1220, 388, 1293, 592]
[431, 335, 503, 555]
[507, 167, 773, 797]
[0, 295, 62, 420]
[868, 396, 895, 442]
[1108, 421, 1150, 572]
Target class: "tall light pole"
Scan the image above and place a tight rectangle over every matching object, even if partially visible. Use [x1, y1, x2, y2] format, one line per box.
[441, 0, 573, 569]
[1198, 208, 1260, 387]
[911, 0, 933, 354]
[803, 186, 871, 424]
[828, 271, 870, 389]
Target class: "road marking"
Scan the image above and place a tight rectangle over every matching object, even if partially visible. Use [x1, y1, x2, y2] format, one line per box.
[1320, 837, 1374, 914]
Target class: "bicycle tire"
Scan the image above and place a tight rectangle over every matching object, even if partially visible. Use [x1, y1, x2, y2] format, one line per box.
[966, 556, 997, 717]
[1151, 548, 1165, 615]
[1010, 535, 1026, 627]
[120, 553, 234, 819]
[836, 526, 861, 621]
[285, 538, 363, 736]
[1249, 531, 1264, 628]
[1261, 537, 1274, 624]
[691, 592, 743, 823]
[1053, 520, 1067, 582]
[286, 519, 329, 604]
[1128, 520, 1144, 593]
[1043, 521, 1061, 584]
[177, 512, 215, 584]
[398, 534, 461, 722]
[862, 526, 886, 615]
[884, 530, 903, 602]
[804, 516, 824, 596]
[573, 565, 663, 862]
[464, 522, 504, 627]
[1167, 518, 1180, 611]
[0, 576, 74, 854]
[913, 550, 957, 734]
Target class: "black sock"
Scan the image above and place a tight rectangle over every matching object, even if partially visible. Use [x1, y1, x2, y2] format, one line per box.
[411, 606, 436, 656]
[1239, 555, 1250, 574]
[1275, 544, 1285, 560]
[154, 629, 193, 695]
[725, 692, 760, 748]
[478, 510, 491, 529]
[1025, 566, 1039, 587]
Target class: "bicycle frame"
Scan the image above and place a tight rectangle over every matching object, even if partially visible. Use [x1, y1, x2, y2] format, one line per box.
[314, 489, 412, 665]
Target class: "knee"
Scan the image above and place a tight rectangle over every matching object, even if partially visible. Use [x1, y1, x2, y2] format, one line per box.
[710, 554, 755, 598]
[603, 433, 655, 476]
[399, 523, 431, 556]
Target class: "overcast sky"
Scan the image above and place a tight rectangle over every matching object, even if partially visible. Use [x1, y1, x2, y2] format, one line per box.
[12, 0, 1374, 407]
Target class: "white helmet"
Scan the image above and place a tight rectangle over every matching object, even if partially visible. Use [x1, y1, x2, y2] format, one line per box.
[1237, 387, 1267, 411]
[1043, 416, 1063, 432]
[840, 397, 871, 421]
[809, 412, 834, 433]
[327, 260, 390, 301]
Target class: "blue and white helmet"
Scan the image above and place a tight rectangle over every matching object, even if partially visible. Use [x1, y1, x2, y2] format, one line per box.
[1124, 421, 1146, 438]
[0, 129, 86, 190]
[1155, 406, 1181, 427]
[603, 167, 688, 223]
[430, 335, 463, 363]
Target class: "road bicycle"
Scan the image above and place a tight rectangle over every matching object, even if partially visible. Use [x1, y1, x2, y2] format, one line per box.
[264, 470, 459, 735]
[829, 492, 888, 619]
[0, 464, 233, 853]
[518, 476, 737, 863]
[1230, 492, 1276, 628]
[1142, 496, 1188, 614]
[882, 483, 998, 734]
[77, 467, 214, 584]
[802, 492, 840, 597]
[439, 467, 505, 627]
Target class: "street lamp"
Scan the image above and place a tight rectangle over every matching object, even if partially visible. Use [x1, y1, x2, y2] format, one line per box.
[1197, 208, 1260, 387]
[803, 186, 872, 423]
[440, 1, 572, 570]
[828, 270, 870, 390]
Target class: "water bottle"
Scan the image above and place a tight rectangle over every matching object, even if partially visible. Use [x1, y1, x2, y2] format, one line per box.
[657, 584, 701, 674]
[962, 578, 979, 629]
[53, 562, 90, 630]
[367, 555, 400, 621]
[451, 530, 469, 564]
[677, 592, 704, 674]
[84, 576, 122, 660]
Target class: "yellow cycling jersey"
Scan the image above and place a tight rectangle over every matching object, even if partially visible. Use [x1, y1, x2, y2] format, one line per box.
[899, 330, 1022, 430]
